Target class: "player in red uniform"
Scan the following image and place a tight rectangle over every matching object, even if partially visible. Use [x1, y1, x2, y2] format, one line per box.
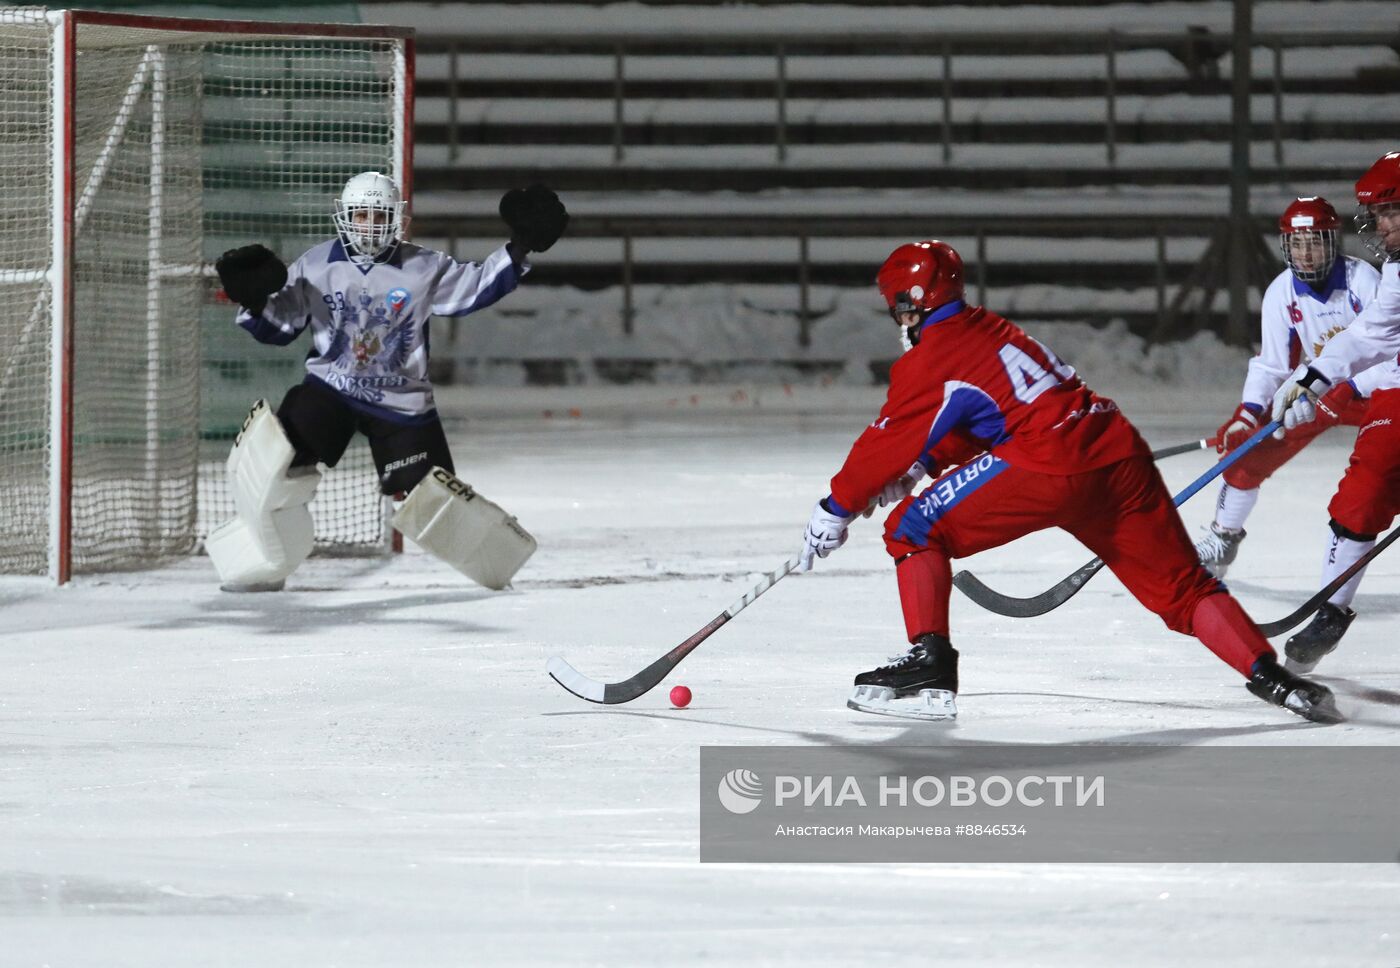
[799, 240, 1339, 723]
[1271, 151, 1400, 671]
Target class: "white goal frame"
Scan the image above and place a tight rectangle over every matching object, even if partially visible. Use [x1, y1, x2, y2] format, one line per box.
[30, 9, 415, 583]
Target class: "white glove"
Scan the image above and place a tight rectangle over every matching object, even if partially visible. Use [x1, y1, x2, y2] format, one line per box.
[1269, 365, 1331, 438]
[865, 459, 929, 517]
[798, 499, 852, 572]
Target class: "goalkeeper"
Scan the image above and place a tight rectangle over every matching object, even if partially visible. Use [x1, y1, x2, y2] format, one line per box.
[207, 172, 568, 592]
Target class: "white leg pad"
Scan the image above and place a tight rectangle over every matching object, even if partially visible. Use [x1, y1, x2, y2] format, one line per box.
[206, 505, 315, 588]
[392, 467, 537, 590]
[224, 399, 321, 520]
[206, 400, 321, 587]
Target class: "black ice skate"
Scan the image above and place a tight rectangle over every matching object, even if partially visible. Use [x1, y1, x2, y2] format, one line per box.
[1283, 603, 1356, 675]
[1195, 523, 1246, 578]
[847, 634, 959, 721]
[1246, 655, 1342, 724]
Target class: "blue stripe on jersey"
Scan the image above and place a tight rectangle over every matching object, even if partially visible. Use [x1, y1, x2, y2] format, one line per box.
[926, 381, 1009, 451]
[891, 453, 1008, 546]
[437, 259, 521, 317]
[239, 313, 302, 346]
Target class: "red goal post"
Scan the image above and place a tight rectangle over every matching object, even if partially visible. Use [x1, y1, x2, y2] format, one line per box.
[0, 8, 415, 582]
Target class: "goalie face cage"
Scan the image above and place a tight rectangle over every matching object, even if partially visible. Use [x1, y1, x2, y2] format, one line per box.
[0, 8, 415, 582]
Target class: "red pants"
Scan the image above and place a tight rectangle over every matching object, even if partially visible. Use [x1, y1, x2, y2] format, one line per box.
[886, 455, 1227, 639]
[1329, 389, 1400, 537]
[1222, 396, 1367, 490]
[883, 454, 1273, 676]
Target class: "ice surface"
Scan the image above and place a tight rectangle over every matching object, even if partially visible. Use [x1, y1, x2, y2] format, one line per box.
[3, 370, 1399, 966]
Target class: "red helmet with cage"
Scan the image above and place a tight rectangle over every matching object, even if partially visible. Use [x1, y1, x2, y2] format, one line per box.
[1278, 196, 1340, 235]
[1355, 151, 1400, 207]
[876, 240, 965, 319]
[1354, 151, 1400, 261]
[1277, 196, 1340, 285]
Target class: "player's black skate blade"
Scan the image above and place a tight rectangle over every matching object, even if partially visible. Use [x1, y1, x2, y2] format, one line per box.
[1283, 603, 1355, 675]
[847, 685, 958, 721]
[1246, 657, 1343, 725]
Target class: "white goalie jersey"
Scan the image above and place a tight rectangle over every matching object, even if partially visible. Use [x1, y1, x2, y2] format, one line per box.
[236, 239, 526, 419]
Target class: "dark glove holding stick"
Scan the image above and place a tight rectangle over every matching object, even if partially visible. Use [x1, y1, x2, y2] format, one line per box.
[215, 244, 287, 316]
[499, 184, 569, 256]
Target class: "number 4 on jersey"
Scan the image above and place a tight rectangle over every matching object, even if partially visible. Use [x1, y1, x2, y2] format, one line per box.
[999, 339, 1075, 404]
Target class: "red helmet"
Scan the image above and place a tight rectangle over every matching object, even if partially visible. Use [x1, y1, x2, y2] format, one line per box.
[1355, 151, 1400, 207]
[876, 240, 965, 317]
[1355, 151, 1400, 261]
[1277, 197, 1339, 284]
[1278, 196, 1340, 234]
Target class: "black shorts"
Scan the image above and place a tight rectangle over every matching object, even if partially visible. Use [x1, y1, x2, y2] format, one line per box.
[276, 380, 453, 495]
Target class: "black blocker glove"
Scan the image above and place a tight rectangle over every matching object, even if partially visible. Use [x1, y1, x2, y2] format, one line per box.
[499, 184, 569, 253]
[215, 244, 287, 315]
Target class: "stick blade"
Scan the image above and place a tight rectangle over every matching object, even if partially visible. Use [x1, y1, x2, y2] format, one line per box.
[547, 648, 688, 705]
[546, 655, 608, 703]
[547, 654, 673, 705]
[952, 558, 1105, 618]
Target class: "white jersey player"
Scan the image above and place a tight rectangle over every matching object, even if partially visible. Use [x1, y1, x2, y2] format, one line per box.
[1193, 197, 1380, 577]
[204, 172, 569, 593]
[1269, 152, 1400, 670]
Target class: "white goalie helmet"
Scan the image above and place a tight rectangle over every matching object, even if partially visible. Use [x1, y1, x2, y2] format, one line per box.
[333, 171, 406, 263]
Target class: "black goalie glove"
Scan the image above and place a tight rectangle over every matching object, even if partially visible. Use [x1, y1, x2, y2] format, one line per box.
[499, 184, 569, 253]
[215, 243, 288, 315]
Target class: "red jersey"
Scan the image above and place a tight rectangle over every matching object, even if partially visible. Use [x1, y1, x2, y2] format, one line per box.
[829, 305, 1150, 513]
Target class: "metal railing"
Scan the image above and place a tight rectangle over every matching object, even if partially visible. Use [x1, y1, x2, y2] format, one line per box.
[417, 28, 1398, 167]
[414, 213, 1283, 346]
[412, 25, 1395, 347]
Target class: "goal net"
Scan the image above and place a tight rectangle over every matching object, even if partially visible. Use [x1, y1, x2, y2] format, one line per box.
[0, 8, 413, 580]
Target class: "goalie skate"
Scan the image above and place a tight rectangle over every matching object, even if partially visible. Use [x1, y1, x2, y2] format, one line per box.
[847, 684, 958, 721]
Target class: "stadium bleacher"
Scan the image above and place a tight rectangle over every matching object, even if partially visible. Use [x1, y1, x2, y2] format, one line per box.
[362, 1, 1400, 381]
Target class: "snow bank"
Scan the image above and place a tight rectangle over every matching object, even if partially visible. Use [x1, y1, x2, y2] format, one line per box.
[443, 283, 1254, 389]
